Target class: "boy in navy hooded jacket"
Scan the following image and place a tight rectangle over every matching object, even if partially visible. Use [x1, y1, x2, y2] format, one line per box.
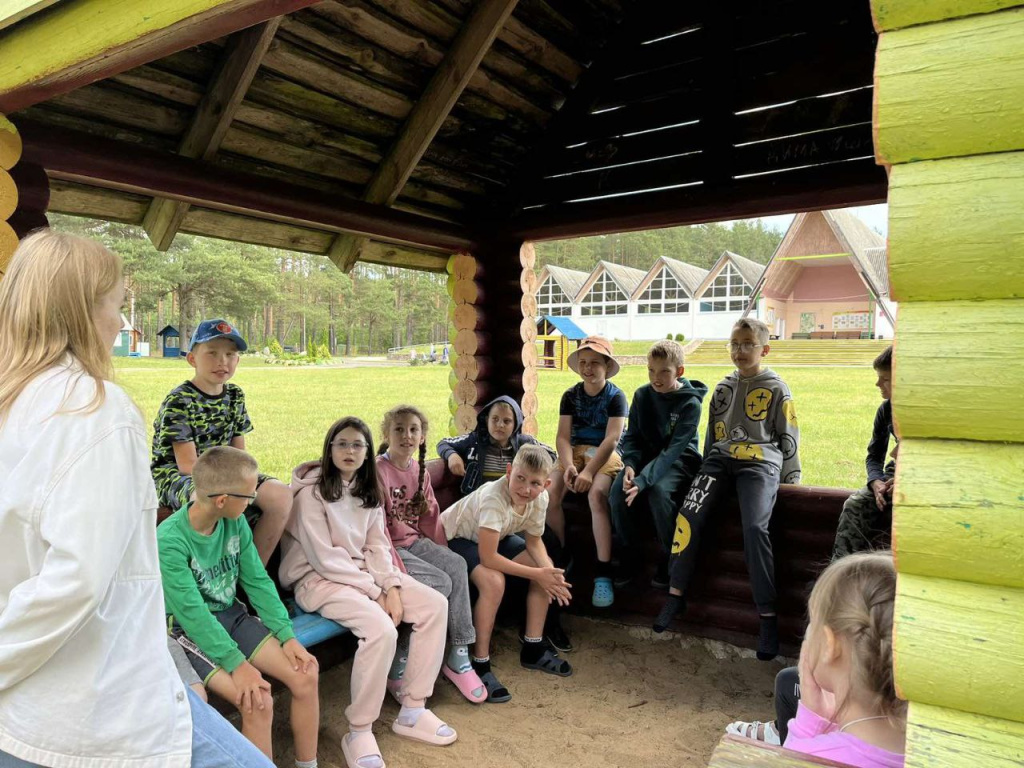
[437, 396, 554, 496]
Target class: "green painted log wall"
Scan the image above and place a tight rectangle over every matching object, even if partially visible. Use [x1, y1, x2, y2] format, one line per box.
[906, 702, 1024, 767]
[894, 439, 1024, 589]
[895, 574, 1024, 723]
[872, 0, 1024, 31]
[893, 299, 1024, 442]
[888, 152, 1024, 302]
[874, 8, 1024, 164]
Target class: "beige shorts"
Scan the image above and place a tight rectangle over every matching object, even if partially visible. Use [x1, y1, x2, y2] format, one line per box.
[556, 444, 624, 478]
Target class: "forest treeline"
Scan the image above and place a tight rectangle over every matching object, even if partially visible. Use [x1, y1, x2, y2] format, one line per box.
[50, 214, 783, 354]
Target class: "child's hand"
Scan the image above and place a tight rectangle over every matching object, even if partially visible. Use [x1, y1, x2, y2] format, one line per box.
[384, 587, 404, 627]
[798, 639, 836, 721]
[447, 454, 466, 476]
[230, 661, 271, 714]
[624, 485, 640, 507]
[870, 479, 889, 511]
[563, 465, 579, 491]
[282, 638, 318, 675]
[536, 566, 572, 605]
[573, 469, 594, 494]
[622, 466, 635, 491]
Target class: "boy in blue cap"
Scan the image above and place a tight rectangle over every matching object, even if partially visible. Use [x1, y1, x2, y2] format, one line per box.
[151, 319, 291, 565]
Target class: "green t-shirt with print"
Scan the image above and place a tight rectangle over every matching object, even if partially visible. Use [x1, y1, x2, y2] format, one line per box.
[157, 504, 294, 672]
[151, 381, 253, 499]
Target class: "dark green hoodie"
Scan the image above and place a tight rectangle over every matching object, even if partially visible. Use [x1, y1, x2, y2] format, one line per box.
[619, 377, 708, 492]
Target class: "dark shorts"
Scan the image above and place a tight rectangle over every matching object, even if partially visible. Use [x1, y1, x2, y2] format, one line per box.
[448, 534, 527, 574]
[162, 473, 275, 530]
[170, 601, 273, 685]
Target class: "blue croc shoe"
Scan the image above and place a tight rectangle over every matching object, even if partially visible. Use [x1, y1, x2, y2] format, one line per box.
[592, 576, 614, 608]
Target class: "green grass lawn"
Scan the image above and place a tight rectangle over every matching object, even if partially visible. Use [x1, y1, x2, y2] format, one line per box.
[115, 358, 880, 489]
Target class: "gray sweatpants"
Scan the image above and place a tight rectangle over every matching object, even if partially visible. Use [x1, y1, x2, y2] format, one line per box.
[669, 452, 779, 613]
[398, 537, 476, 647]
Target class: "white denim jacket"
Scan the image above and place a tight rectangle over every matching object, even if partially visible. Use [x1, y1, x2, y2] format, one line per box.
[0, 361, 191, 767]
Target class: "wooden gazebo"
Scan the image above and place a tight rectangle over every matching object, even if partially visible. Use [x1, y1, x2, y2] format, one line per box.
[0, 1, 1020, 764]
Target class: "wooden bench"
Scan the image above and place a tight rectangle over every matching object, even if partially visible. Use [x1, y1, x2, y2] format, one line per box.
[709, 735, 851, 767]
[426, 460, 849, 656]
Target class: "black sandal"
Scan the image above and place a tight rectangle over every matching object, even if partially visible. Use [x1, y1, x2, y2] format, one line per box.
[478, 670, 511, 703]
[521, 648, 573, 677]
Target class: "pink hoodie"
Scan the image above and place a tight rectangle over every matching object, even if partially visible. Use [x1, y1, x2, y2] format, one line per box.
[785, 703, 905, 768]
[279, 460, 402, 599]
[375, 455, 447, 550]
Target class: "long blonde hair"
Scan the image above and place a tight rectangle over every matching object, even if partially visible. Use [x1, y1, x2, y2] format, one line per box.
[807, 551, 906, 725]
[0, 229, 122, 423]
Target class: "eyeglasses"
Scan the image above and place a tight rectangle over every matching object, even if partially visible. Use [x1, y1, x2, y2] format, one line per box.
[207, 491, 258, 504]
[725, 342, 764, 353]
[332, 440, 368, 452]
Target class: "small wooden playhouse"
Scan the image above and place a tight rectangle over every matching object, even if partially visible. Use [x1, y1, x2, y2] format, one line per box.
[0, 0, 1021, 764]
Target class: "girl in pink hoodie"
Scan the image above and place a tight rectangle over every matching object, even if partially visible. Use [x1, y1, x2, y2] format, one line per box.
[279, 417, 456, 768]
[375, 405, 487, 704]
[784, 551, 905, 767]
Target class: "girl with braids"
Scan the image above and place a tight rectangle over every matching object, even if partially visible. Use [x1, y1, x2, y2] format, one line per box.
[280, 416, 456, 768]
[376, 405, 488, 704]
[784, 551, 906, 766]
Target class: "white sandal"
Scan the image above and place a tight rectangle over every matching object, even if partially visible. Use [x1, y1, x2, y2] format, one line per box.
[725, 719, 781, 746]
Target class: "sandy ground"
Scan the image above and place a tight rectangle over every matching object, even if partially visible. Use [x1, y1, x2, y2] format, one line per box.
[268, 616, 786, 768]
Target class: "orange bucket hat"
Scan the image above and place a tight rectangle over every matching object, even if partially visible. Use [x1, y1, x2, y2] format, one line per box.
[567, 336, 620, 378]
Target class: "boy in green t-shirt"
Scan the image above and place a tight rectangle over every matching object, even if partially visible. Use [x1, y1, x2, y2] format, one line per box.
[151, 318, 291, 565]
[158, 446, 321, 766]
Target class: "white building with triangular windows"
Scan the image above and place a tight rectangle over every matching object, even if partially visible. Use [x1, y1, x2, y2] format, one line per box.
[534, 251, 769, 340]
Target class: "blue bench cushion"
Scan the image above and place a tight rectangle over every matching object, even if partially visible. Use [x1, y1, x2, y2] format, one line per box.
[285, 599, 349, 647]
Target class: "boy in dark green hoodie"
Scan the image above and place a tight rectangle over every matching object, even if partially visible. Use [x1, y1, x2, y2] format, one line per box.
[656, 318, 801, 661]
[610, 340, 707, 598]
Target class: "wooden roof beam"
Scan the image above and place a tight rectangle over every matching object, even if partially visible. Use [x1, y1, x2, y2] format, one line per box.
[18, 119, 479, 253]
[144, 19, 280, 251]
[0, 0, 320, 113]
[327, 0, 520, 272]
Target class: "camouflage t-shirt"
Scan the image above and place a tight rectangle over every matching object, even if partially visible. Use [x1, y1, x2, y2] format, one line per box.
[151, 381, 253, 500]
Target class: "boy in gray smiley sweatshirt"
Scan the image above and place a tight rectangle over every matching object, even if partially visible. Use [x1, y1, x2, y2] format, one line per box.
[656, 319, 800, 661]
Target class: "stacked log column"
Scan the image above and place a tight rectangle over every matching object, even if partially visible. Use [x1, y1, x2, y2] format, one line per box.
[872, 2, 1024, 765]
[444, 242, 535, 436]
[0, 116, 49, 277]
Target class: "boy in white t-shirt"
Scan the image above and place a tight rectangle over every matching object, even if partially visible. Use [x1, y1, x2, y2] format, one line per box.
[441, 445, 572, 703]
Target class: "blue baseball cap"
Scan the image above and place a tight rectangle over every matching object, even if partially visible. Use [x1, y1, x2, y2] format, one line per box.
[188, 318, 247, 352]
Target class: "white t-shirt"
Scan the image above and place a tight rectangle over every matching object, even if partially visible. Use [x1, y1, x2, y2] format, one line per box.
[441, 477, 547, 542]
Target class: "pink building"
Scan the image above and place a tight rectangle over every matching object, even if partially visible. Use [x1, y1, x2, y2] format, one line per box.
[748, 210, 895, 339]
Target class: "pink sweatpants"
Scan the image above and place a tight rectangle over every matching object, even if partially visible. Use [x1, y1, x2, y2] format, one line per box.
[296, 572, 447, 729]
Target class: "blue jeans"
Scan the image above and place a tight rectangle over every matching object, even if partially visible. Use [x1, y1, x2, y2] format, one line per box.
[0, 688, 272, 768]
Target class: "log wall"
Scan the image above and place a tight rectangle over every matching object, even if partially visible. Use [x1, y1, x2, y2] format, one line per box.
[872, 1, 1024, 763]
[0, 114, 47, 275]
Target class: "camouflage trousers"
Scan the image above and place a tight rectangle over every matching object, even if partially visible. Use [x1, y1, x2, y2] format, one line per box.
[831, 482, 892, 560]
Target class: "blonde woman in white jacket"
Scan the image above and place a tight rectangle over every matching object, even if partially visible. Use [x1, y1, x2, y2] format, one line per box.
[0, 231, 271, 768]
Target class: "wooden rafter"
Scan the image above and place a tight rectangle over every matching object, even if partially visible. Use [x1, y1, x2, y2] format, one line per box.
[0, 0, 320, 112]
[327, 0, 520, 272]
[18, 120, 480, 252]
[144, 19, 281, 251]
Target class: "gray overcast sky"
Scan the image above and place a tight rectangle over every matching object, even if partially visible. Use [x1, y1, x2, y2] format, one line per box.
[753, 203, 888, 237]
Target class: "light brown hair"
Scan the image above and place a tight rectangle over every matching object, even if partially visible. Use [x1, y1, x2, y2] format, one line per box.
[648, 339, 685, 368]
[807, 551, 906, 725]
[512, 443, 554, 476]
[732, 317, 770, 346]
[379, 404, 430, 518]
[192, 445, 259, 498]
[0, 230, 121, 424]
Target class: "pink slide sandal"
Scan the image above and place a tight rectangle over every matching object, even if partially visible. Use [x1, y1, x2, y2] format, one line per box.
[442, 665, 488, 704]
[341, 730, 386, 768]
[391, 709, 458, 746]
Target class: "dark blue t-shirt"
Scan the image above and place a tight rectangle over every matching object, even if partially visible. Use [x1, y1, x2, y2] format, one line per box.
[559, 382, 628, 447]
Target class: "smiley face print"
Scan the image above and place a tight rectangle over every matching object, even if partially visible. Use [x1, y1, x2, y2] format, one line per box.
[714, 420, 727, 442]
[745, 388, 773, 421]
[710, 382, 734, 417]
[782, 398, 798, 426]
[729, 442, 764, 461]
[672, 515, 692, 554]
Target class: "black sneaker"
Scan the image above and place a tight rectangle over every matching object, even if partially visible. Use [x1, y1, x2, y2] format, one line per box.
[650, 561, 670, 590]
[518, 623, 574, 653]
[613, 559, 638, 588]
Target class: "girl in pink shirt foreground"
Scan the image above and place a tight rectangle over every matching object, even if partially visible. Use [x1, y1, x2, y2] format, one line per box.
[279, 416, 455, 768]
[785, 551, 905, 767]
[375, 405, 487, 704]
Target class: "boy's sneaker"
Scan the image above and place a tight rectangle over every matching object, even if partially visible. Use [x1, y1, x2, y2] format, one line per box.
[650, 561, 670, 590]
[545, 620, 574, 654]
[613, 559, 638, 588]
